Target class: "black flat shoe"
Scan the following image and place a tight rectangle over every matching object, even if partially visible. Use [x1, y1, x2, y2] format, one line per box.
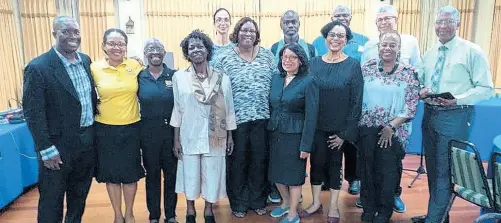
[204, 215, 216, 223]
[410, 215, 426, 223]
[186, 215, 196, 223]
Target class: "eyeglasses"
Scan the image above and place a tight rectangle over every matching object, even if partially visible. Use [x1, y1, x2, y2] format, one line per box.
[435, 19, 456, 25]
[376, 16, 396, 23]
[281, 55, 298, 61]
[105, 41, 127, 48]
[60, 29, 80, 36]
[379, 43, 399, 49]
[333, 14, 351, 19]
[327, 32, 346, 39]
[145, 46, 165, 53]
[239, 29, 257, 34]
[215, 17, 230, 24]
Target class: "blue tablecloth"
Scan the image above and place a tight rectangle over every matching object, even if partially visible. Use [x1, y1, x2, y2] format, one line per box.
[407, 98, 501, 161]
[0, 123, 38, 209]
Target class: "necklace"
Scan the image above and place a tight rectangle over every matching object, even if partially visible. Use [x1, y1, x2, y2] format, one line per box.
[236, 46, 255, 61]
[324, 53, 345, 63]
[195, 66, 208, 80]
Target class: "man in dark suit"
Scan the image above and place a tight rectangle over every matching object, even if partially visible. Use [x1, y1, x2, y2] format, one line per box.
[23, 16, 97, 223]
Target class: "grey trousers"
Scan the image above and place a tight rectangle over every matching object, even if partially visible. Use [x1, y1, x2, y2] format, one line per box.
[423, 104, 473, 223]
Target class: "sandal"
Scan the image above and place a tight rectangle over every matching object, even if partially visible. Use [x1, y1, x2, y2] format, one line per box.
[204, 215, 216, 223]
[232, 211, 246, 218]
[254, 208, 267, 216]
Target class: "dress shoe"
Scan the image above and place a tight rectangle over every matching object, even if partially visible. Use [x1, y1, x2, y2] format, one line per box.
[410, 215, 426, 223]
[298, 204, 323, 218]
[393, 196, 406, 213]
[204, 215, 216, 223]
[348, 181, 360, 195]
[327, 216, 340, 223]
[411, 215, 449, 223]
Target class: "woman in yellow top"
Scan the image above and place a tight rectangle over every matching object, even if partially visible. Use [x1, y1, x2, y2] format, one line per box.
[91, 28, 145, 223]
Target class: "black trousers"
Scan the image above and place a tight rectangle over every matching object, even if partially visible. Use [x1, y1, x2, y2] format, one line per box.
[343, 142, 358, 183]
[310, 131, 343, 190]
[395, 154, 404, 196]
[358, 127, 403, 222]
[140, 120, 177, 221]
[37, 127, 95, 223]
[227, 119, 269, 212]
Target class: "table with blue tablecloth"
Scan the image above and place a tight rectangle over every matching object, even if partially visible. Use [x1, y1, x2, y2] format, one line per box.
[0, 123, 38, 209]
[407, 98, 501, 161]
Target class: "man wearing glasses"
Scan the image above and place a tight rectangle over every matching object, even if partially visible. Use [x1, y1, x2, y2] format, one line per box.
[313, 5, 368, 62]
[358, 4, 422, 214]
[411, 6, 493, 223]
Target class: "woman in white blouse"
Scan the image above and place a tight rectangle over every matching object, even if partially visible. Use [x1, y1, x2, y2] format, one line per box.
[170, 30, 237, 223]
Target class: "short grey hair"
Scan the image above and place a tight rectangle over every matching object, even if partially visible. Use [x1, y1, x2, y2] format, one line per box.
[437, 5, 460, 23]
[377, 4, 398, 17]
[143, 37, 165, 52]
[332, 5, 351, 15]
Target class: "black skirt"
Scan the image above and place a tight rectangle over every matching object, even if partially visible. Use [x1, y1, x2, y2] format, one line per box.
[95, 122, 145, 184]
[268, 130, 307, 186]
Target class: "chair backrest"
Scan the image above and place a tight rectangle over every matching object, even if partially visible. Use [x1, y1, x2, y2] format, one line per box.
[491, 151, 501, 211]
[449, 140, 494, 208]
[473, 213, 501, 223]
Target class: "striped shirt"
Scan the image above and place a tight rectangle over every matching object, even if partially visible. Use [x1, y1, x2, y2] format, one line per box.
[213, 46, 275, 125]
[54, 48, 94, 127]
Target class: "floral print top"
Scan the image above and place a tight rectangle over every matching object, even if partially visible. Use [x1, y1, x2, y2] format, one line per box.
[358, 59, 420, 150]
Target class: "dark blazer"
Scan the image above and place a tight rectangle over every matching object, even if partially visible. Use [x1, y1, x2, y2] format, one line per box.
[22, 48, 97, 160]
[267, 73, 319, 152]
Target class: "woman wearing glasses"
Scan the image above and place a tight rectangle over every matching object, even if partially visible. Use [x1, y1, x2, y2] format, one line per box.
[212, 8, 233, 61]
[299, 21, 363, 223]
[91, 28, 145, 223]
[213, 17, 275, 218]
[268, 43, 318, 223]
[138, 38, 178, 223]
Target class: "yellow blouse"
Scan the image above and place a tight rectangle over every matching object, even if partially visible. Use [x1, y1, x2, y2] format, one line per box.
[91, 58, 143, 125]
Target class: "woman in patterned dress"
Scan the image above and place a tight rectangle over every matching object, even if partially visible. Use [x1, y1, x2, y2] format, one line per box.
[213, 17, 276, 218]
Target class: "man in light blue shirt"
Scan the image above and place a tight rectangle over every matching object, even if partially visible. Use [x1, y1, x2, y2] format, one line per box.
[360, 5, 421, 70]
[411, 6, 494, 223]
[312, 5, 368, 62]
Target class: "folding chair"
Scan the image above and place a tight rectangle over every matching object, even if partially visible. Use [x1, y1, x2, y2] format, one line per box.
[444, 140, 496, 223]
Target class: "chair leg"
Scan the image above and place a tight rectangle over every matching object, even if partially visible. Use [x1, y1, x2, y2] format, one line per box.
[441, 193, 456, 223]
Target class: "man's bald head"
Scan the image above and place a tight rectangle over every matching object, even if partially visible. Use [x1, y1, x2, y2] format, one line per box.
[52, 16, 81, 55]
[53, 16, 78, 32]
[280, 10, 300, 39]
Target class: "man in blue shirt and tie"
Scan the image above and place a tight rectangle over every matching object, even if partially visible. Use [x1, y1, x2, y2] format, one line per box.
[312, 4, 367, 195]
[312, 5, 368, 62]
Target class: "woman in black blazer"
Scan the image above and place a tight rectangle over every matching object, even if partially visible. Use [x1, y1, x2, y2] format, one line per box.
[267, 43, 319, 223]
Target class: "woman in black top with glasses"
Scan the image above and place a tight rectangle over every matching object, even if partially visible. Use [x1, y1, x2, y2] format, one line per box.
[138, 38, 178, 223]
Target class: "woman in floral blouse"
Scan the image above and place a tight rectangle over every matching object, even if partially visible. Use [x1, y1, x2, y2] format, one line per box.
[357, 31, 419, 223]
